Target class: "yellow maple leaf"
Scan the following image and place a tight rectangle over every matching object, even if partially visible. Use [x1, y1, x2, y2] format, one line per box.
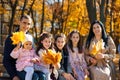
[90, 39, 105, 56]
[10, 31, 25, 45]
[90, 45, 98, 56]
[42, 49, 62, 65]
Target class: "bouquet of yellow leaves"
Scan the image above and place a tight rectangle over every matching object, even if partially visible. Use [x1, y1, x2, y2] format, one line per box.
[10, 31, 25, 45]
[90, 39, 105, 56]
[42, 49, 62, 65]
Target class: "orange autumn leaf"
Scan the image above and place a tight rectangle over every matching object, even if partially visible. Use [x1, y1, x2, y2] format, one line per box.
[42, 49, 62, 65]
[90, 39, 105, 56]
[90, 45, 98, 56]
[10, 31, 25, 45]
[55, 52, 62, 63]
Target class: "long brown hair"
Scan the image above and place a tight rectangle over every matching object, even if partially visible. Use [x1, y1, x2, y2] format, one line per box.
[36, 32, 53, 55]
[67, 30, 83, 53]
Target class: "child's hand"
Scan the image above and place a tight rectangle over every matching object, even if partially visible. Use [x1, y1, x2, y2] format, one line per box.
[101, 48, 107, 54]
[17, 42, 21, 48]
[13, 42, 21, 51]
[13, 76, 20, 80]
[72, 68, 78, 79]
[84, 69, 89, 76]
[73, 71, 78, 79]
[95, 53, 104, 59]
[31, 58, 41, 63]
[89, 57, 97, 65]
[54, 63, 61, 69]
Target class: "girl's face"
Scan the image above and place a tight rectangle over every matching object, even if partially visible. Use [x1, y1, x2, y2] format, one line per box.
[23, 41, 32, 50]
[71, 33, 79, 46]
[56, 37, 65, 50]
[93, 23, 102, 36]
[19, 18, 32, 33]
[41, 38, 51, 49]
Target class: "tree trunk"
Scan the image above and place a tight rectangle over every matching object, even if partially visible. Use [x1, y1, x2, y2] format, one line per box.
[60, 0, 64, 33]
[64, 0, 70, 32]
[100, 0, 106, 25]
[31, 10, 38, 44]
[86, 0, 96, 24]
[9, 0, 18, 34]
[21, 0, 28, 17]
[40, 0, 45, 34]
[27, 0, 35, 15]
[51, 11, 55, 34]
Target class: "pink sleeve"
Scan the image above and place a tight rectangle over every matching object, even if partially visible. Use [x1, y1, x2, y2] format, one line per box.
[10, 49, 21, 59]
[33, 53, 41, 65]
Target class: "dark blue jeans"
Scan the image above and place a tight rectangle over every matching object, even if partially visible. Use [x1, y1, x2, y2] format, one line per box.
[17, 71, 46, 80]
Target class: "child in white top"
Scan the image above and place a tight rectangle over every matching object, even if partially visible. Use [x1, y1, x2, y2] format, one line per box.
[35, 32, 59, 80]
[10, 34, 35, 80]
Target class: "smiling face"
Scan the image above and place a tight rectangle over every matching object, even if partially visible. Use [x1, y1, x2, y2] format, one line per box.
[55, 37, 66, 50]
[41, 38, 52, 50]
[19, 18, 32, 33]
[70, 33, 80, 46]
[23, 41, 32, 50]
[93, 23, 102, 36]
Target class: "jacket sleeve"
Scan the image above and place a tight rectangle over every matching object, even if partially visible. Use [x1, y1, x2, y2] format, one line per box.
[103, 36, 116, 61]
[84, 47, 92, 66]
[10, 48, 20, 59]
[2, 35, 17, 79]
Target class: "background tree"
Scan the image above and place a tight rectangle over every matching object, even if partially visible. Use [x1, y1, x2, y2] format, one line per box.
[8, 0, 18, 34]
[86, 0, 111, 25]
[0, 0, 120, 45]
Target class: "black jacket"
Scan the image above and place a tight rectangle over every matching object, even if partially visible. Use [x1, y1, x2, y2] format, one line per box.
[3, 34, 17, 79]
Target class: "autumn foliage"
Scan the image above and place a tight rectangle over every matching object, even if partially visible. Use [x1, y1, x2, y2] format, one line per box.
[0, 0, 120, 44]
[41, 49, 62, 65]
[10, 31, 25, 45]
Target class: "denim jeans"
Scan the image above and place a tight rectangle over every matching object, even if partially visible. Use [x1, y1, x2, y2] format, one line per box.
[17, 71, 46, 80]
[35, 71, 46, 80]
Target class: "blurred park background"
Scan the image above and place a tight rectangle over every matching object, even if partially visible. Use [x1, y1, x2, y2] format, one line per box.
[0, 0, 120, 79]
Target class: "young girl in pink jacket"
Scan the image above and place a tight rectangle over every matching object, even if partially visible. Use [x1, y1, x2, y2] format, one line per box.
[10, 34, 36, 80]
